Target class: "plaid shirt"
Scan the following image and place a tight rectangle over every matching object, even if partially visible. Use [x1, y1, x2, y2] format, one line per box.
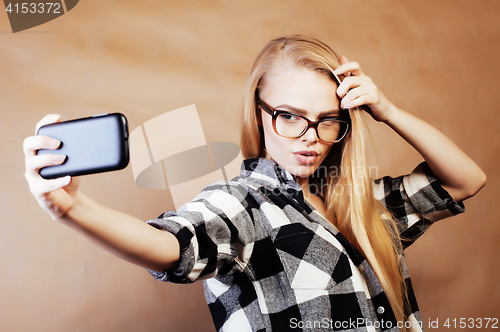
[147, 158, 465, 332]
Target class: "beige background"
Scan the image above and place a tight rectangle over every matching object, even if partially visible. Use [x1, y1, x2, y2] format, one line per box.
[1, 1, 499, 331]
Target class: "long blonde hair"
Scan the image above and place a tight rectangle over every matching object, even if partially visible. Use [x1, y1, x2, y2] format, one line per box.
[240, 35, 407, 328]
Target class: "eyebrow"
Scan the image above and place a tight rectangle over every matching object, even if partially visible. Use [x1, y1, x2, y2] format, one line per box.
[275, 104, 342, 117]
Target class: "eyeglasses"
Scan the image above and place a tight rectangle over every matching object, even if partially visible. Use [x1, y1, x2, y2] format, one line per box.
[258, 99, 351, 143]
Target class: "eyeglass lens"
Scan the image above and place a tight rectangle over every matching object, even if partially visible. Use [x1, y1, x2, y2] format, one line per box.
[275, 113, 347, 142]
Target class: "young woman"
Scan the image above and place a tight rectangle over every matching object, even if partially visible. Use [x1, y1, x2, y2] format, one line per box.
[23, 36, 486, 331]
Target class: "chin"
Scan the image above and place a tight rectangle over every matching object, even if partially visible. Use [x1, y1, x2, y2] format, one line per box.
[288, 164, 317, 178]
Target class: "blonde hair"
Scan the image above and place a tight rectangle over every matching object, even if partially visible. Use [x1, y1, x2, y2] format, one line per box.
[240, 35, 408, 328]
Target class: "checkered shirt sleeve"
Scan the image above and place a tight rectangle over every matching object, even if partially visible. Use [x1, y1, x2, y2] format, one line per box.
[146, 181, 257, 283]
[373, 162, 465, 249]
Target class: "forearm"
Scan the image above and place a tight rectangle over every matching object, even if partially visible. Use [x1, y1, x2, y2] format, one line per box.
[383, 105, 486, 201]
[62, 192, 180, 271]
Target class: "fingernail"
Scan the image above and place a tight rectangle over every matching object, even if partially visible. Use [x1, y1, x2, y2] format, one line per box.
[49, 139, 61, 148]
[343, 100, 355, 109]
[52, 154, 65, 162]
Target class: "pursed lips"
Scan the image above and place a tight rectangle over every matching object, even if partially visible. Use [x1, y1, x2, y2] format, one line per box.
[293, 150, 319, 164]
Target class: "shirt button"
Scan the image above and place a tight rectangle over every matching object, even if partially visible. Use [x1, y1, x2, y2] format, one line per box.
[377, 306, 385, 314]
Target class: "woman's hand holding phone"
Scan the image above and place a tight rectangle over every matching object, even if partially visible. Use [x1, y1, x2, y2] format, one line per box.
[23, 114, 180, 271]
[23, 114, 81, 221]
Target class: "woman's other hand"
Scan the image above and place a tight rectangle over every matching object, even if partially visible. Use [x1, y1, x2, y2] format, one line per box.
[333, 59, 486, 201]
[334, 56, 397, 122]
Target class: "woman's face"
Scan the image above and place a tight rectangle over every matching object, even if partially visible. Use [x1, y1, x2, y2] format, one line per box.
[259, 61, 341, 186]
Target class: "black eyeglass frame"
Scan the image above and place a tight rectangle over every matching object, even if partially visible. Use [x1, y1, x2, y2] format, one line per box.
[258, 99, 351, 143]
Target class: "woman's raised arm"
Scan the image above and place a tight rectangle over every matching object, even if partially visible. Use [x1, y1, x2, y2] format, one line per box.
[334, 59, 487, 202]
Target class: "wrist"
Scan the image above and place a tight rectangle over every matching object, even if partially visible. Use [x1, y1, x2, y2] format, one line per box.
[380, 104, 403, 124]
[62, 191, 95, 225]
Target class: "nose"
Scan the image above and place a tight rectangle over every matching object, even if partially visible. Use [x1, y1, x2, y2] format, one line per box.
[301, 126, 318, 144]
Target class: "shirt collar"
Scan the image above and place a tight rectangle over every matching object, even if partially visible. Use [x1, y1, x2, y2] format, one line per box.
[240, 157, 303, 193]
[240, 159, 367, 267]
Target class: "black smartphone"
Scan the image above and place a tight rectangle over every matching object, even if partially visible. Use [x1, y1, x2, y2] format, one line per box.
[36, 113, 130, 179]
[333, 72, 371, 113]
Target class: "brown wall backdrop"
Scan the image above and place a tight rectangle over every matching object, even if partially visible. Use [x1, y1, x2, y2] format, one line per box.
[1, 1, 499, 331]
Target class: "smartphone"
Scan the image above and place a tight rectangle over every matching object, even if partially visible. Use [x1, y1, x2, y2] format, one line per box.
[36, 113, 130, 179]
[333, 72, 371, 113]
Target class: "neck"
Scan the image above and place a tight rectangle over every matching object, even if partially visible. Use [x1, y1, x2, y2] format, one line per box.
[296, 175, 319, 203]
[295, 175, 309, 192]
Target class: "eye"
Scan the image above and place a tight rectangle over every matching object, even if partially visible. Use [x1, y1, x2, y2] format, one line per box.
[279, 113, 301, 122]
[320, 119, 338, 126]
